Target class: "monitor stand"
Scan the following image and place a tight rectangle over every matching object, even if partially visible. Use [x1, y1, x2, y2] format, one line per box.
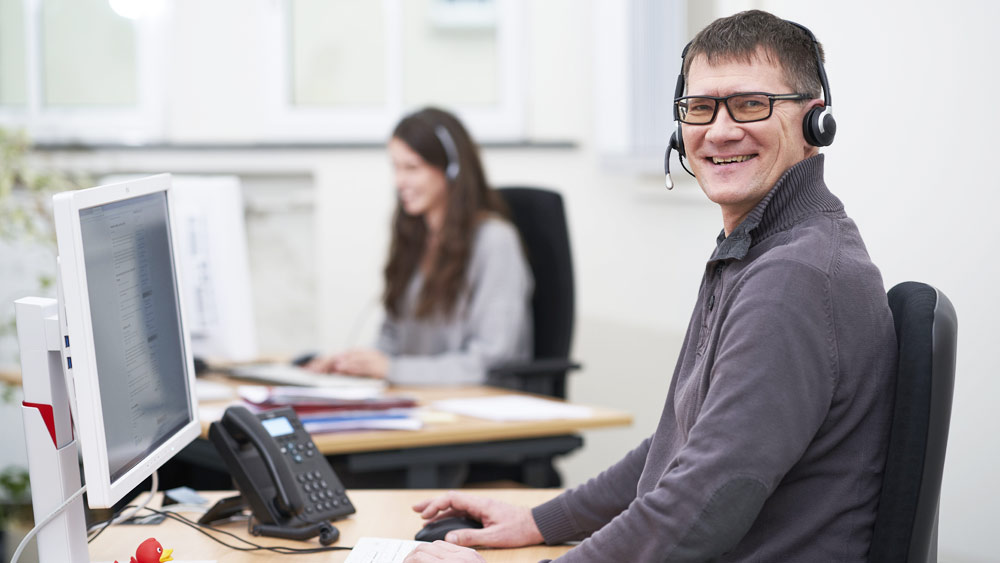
[15, 297, 88, 563]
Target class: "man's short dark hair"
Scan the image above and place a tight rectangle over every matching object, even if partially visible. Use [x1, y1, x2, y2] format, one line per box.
[683, 10, 824, 99]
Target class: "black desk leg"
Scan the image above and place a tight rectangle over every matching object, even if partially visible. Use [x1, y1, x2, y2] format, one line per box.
[522, 457, 561, 488]
[404, 463, 468, 489]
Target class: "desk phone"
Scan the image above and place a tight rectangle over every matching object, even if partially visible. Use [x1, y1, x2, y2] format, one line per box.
[209, 405, 354, 545]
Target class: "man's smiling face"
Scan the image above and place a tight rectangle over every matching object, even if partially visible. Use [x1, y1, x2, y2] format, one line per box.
[683, 48, 821, 233]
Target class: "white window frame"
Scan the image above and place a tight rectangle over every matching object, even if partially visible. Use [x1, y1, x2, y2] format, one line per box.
[259, 0, 525, 143]
[0, 0, 167, 144]
[594, 0, 686, 173]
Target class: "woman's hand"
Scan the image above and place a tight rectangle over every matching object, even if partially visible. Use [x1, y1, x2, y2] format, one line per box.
[305, 348, 390, 379]
[333, 348, 390, 379]
[411, 491, 544, 548]
[302, 354, 339, 373]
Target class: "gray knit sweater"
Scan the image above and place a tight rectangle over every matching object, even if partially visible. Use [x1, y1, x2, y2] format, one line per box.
[375, 217, 534, 385]
[532, 155, 896, 562]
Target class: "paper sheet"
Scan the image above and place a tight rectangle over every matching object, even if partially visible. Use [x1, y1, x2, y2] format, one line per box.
[344, 537, 427, 563]
[431, 395, 593, 421]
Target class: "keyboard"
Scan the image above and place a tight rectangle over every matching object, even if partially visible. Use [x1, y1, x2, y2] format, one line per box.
[228, 363, 387, 391]
[344, 537, 426, 563]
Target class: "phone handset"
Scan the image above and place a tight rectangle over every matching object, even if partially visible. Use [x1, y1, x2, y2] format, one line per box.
[220, 405, 304, 518]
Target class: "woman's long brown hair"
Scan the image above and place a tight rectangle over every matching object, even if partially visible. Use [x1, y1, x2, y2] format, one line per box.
[383, 107, 508, 320]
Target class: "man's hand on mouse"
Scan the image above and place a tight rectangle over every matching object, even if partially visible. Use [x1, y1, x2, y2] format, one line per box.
[412, 491, 544, 548]
[404, 540, 485, 562]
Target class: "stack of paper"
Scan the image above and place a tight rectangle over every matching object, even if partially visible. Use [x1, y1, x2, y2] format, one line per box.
[238, 385, 422, 433]
[302, 415, 423, 433]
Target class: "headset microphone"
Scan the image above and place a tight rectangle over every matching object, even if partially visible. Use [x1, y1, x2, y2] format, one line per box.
[664, 42, 690, 191]
[664, 134, 676, 190]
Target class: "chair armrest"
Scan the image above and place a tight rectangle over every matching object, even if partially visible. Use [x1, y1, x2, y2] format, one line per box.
[489, 358, 581, 378]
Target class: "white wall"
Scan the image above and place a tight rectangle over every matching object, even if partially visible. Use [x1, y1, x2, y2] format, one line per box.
[2, 1, 997, 561]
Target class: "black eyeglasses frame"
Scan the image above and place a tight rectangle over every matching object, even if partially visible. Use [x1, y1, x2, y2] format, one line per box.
[674, 92, 812, 125]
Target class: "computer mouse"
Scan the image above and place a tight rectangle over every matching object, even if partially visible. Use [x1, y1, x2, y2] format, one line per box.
[291, 351, 318, 366]
[414, 516, 483, 542]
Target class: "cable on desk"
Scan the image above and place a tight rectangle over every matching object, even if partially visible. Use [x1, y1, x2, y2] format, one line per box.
[90, 503, 353, 555]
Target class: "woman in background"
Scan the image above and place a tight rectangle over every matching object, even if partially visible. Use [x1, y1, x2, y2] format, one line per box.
[306, 107, 533, 385]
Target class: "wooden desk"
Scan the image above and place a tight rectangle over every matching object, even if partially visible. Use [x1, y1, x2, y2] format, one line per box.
[179, 376, 631, 488]
[89, 489, 572, 562]
[197, 376, 633, 454]
[6, 368, 633, 488]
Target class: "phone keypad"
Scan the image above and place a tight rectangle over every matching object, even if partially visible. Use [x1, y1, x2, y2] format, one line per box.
[274, 426, 354, 520]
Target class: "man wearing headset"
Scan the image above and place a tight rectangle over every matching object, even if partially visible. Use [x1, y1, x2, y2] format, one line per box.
[405, 10, 896, 563]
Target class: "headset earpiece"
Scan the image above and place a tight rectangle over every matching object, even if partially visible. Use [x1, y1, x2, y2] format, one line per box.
[787, 20, 836, 148]
[803, 104, 836, 147]
[434, 125, 460, 181]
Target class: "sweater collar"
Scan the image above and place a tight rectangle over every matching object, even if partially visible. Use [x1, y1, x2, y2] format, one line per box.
[711, 154, 842, 261]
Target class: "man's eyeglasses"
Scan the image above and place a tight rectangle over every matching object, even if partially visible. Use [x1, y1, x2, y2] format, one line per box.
[674, 92, 811, 125]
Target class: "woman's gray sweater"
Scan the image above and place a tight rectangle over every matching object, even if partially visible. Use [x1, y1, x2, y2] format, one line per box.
[375, 217, 534, 385]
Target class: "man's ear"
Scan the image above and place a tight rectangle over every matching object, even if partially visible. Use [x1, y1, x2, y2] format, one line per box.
[801, 98, 825, 116]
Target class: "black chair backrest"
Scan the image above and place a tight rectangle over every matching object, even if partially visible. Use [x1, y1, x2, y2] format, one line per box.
[496, 187, 575, 361]
[870, 281, 957, 563]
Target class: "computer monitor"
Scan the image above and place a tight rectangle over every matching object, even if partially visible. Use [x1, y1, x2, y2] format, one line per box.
[15, 174, 200, 562]
[53, 173, 201, 506]
[52, 173, 201, 504]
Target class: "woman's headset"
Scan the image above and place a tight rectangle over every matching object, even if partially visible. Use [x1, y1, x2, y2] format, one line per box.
[434, 125, 460, 182]
[664, 20, 835, 189]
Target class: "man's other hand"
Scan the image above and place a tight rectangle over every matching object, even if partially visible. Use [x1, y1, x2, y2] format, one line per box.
[412, 491, 544, 548]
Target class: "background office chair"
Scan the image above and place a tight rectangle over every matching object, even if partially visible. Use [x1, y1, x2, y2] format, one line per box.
[869, 281, 958, 563]
[488, 186, 581, 399]
[462, 187, 581, 488]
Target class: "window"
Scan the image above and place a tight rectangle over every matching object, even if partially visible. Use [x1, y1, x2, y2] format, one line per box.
[0, 0, 166, 143]
[263, 0, 525, 142]
[0, 0, 524, 145]
[0, 0, 28, 107]
[290, 0, 387, 107]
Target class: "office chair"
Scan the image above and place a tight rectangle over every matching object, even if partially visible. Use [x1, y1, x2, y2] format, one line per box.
[461, 187, 581, 488]
[488, 186, 581, 399]
[869, 282, 958, 563]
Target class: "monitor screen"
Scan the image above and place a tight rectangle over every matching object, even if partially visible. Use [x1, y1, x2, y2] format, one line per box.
[77, 191, 193, 483]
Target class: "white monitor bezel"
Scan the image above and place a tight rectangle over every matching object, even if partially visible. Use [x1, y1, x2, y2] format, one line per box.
[53, 173, 201, 508]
